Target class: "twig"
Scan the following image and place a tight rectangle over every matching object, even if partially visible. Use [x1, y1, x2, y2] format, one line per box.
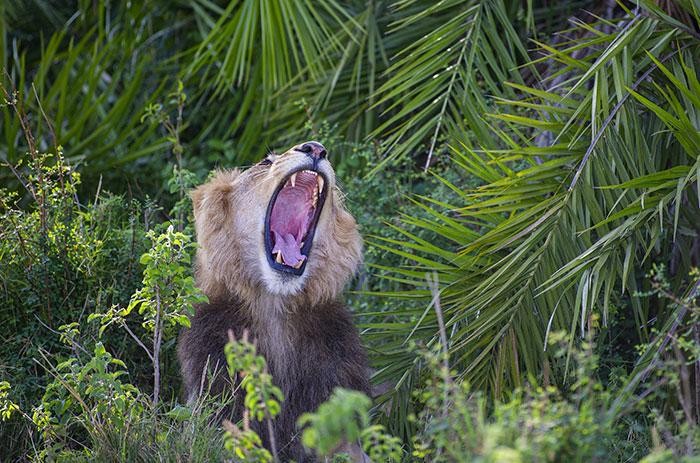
[153, 285, 163, 407]
[426, 271, 450, 361]
[266, 411, 280, 463]
[31, 83, 64, 190]
[93, 175, 103, 209]
[122, 322, 155, 364]
[425, 271, 452, 460]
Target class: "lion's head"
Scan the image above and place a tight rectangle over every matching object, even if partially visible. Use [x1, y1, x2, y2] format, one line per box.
[191, 141, 362, 307]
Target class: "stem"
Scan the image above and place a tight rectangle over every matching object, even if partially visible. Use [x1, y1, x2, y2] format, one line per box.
[426, 271, 452, 461]
[0, 79, 52, 321]
[152, 286, 162, 407]
[266, 414, 279, 463]
[123, 322, 155, 363]
[426, 272, 450, 361]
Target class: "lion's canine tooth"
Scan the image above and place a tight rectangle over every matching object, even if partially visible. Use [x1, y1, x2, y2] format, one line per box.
[290, 173, 297, 187]
[317, 176, 324, 194]
[275, 251, 283, 264]
[293, 260, 303, 269]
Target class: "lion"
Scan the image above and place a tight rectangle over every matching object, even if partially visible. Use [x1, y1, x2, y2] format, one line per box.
[177, 141, 370, 462]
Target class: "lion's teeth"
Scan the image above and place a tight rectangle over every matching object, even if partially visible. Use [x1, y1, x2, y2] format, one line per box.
[275, 252, 283, 264]
[317, 176, 324, 194]
[290, 173, 297, 187]
[293, 261, 303, 269]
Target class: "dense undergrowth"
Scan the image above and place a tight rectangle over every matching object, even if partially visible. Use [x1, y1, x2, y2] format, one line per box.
[2, 0, 700, 461]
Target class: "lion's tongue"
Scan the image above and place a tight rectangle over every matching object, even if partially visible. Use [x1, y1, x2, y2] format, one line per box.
[270, 186, 313, 267]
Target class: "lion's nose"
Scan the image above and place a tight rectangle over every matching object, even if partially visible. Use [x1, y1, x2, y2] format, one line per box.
[298, 141, 327, 160]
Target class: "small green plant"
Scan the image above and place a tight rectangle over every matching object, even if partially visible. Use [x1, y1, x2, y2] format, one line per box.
[0, 382, 20, 422]
[298, 388, 402, 462]
[298, 388, 370, 456]
[222, 330, 283, 462]
[89, 224, 207, 406]
[223, 420, 273, 463]
[142, 80, 200, 231]
[224, 331, 283, 423]
[32, 341, 145, 458]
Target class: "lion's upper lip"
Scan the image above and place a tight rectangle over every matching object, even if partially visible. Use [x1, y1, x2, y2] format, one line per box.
[264, 167, 328, 275]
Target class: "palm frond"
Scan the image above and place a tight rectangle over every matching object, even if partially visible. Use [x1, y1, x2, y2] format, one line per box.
[373, 3, 700, 419]
[368, 0, 531, 173]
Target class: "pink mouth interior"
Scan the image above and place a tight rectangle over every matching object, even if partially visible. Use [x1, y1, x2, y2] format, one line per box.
[269, 171, 319, 267]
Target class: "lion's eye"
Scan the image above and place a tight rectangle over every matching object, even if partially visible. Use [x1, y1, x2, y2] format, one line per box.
[258, 157, 273, 166]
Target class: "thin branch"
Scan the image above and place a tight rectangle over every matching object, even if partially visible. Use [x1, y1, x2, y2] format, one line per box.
[33, 314, 89, 356]
[153, 285, 162, 407]
[266, 413, 280, 463]
[122, 322, 155, 364]
[426, 271, 450, 359]
[31, 83, 59, 155]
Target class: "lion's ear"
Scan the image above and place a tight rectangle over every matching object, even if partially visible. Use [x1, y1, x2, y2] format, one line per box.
[191, 169, 240, 233]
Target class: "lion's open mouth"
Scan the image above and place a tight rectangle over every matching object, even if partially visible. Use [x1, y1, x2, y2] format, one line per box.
[264, 169, 328, 275]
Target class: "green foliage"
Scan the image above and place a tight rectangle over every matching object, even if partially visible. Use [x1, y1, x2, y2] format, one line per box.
[189, 1, 352, 95]
[89, 224, 206, 406]
[224, 332, 284, 423]
[0, 0, 544, 182]
[128, 225, 205, 332]
[0, 148, 88, 321]
[0, 382, 20, 421]
[0, 197, 224, 461]
[298, 387, 403, 461]
[409, 329, 621, 462]
[89, 225, 203, 333]
[223, 421, 273, 463]
[298, 388, 372, 455]
[0, 139, 151, 438]
[624, 267, 700, 458]
[141, 80, 202, 230]
[361, 424, 404, 463]
[222, 332, 282, 461]
[31, 341, 145, 454]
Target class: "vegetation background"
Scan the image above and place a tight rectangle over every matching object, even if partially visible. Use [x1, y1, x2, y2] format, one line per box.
[0, 0, 698, 461]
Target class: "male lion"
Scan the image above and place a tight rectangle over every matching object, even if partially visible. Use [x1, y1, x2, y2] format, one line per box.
[178, 141, 370, 461]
